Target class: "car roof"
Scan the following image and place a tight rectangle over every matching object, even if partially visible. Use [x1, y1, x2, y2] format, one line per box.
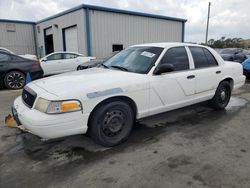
[0, 47, 14, 54]
[131, 42, 203, 48]
[47, 51, 83, 55]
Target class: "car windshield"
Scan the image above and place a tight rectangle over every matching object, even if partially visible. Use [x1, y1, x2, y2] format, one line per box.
[103, 47, 163, 74]
[220, 49, 234, 54]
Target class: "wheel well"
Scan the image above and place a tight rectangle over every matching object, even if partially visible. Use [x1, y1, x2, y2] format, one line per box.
[87, 96, 138, 128]
[4, 69, 26, 78]
[220, 78, 234, 90]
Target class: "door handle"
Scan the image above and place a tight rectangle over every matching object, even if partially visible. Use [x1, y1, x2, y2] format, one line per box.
[216, 71, 221, 74]
[187, 75, 195, 79]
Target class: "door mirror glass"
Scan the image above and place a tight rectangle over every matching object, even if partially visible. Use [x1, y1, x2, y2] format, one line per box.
[41, 57, 47, 62]
[153, 64, 174, 75]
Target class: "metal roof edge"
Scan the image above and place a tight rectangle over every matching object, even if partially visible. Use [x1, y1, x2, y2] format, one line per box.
[0, 19, 35, 24]
[36, 3, 187, 24]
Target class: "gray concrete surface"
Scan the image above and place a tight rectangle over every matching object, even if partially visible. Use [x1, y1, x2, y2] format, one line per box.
[0, 82, 250, 188]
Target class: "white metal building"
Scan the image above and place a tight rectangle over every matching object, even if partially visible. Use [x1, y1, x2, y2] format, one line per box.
[0, 4, 187, 58]
[0, 20, 36, 55]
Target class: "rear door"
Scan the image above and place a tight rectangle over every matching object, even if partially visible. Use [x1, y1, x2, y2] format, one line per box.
[61, 53, 79, 72]
[41, 53, 63, 75]
[189, 47, 222, 94]
[149, 47, 196, 114]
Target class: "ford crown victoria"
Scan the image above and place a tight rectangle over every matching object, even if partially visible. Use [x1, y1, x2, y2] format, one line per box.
[12, 43, 245, 146]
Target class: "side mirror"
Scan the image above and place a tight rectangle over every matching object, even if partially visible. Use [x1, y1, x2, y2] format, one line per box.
[153, 64, 174, 75]
[41, 57, 47, 62]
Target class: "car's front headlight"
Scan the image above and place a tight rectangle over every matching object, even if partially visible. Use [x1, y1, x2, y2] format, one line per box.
[34, 98, 82, 114]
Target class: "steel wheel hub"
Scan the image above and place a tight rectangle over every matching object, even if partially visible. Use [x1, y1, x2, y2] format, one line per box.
[102, 110, 125, 137]
[220, 91, 226, 101]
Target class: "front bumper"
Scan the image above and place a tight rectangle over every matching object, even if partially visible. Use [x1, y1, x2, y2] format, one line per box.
[12, 96, 89, 139]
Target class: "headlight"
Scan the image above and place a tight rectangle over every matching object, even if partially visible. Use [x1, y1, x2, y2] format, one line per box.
[34, 98, 82, 114]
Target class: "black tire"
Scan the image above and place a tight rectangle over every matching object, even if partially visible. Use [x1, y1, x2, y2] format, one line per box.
[77, 66, 81, 71]
[4, 71, 25, 90]
[89, 100, 134, 147]
[210, 81, 231, 110]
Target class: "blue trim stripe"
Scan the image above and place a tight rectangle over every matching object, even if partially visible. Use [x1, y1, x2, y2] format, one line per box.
[182, 22, 185, 42]
[85, 8, 92, 56]
[36, 4, 187, 24]
[0, 19, 35, 24]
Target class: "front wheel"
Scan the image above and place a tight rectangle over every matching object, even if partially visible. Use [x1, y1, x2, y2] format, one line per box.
[4, 71, 26, 90]
[89, 100, 134, 147]
[210, 81, 231, 110]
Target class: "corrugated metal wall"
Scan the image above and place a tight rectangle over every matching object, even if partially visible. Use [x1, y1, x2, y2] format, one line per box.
[36, 9, 87, 57]
[90, 10, 183, 58]
[0, 22, 35, 55]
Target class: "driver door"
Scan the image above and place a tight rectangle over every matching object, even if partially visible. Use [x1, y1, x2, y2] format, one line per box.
[41, 53, 63, 75]
[149, 46, 196, 115]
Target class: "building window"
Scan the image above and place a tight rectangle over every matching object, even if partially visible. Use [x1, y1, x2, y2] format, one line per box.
[112, 44, 123, 52]
[6, 23, 16, 32]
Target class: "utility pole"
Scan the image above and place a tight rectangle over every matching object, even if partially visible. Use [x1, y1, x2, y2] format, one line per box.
[205, 2, 211, 44]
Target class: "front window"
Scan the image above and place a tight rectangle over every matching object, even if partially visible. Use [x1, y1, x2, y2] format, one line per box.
[159, 47, 189, 71]
[103, 47, 163, 74]
[47, 53, 63, 61]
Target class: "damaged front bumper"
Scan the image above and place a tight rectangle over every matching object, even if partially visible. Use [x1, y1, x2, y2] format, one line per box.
[12, 96, 89, 139]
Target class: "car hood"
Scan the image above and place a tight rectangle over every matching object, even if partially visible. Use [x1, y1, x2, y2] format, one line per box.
[29, 68, 148, 99]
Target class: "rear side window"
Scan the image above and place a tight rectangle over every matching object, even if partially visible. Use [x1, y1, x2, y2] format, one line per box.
[64, 53, 78, 59]
[190, 47, 218, 68]
[0, 53, 9, 62]
[160, 47, 189, 71]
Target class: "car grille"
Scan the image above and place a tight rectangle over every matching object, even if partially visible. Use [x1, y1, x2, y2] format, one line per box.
[22, 86, 37, 108]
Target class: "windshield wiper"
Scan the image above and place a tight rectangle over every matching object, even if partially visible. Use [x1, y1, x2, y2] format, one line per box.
[101, 64, 109, 69]
[110, 65, 128, 71]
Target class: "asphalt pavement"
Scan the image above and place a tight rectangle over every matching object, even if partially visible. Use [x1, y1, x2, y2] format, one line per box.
[0, 82, 250, 188]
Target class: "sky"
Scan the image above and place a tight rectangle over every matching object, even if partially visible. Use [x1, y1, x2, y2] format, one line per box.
[0, 0, 250, 43]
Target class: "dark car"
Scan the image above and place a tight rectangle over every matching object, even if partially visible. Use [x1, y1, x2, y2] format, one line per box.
[77, 51, 120, 70]
[0, 51, 43, 89]
[219, 48, 248, 63]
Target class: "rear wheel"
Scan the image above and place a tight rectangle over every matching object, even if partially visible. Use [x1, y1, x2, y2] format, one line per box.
[89, 100, 134, 147]
[210, 81, 231, 110]
[4, 71, 25, 90]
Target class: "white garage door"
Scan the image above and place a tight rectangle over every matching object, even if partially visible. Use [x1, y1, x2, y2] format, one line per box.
[65, 26, 78, 52]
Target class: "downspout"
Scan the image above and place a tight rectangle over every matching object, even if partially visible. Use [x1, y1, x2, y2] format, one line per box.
[32, 24, 38, 57]
[85, 8, 92, 56]
[182, 21, 185, 42]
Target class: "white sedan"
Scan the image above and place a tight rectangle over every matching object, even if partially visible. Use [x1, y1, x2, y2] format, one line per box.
[12, 43, 245, 146]
[40, 52, 96, 76]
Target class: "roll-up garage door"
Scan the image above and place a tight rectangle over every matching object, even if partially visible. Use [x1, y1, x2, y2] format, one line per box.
[64, 26, 78, 52]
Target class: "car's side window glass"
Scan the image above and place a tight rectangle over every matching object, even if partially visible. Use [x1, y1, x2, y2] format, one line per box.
[0, 53, 10, 62]
[160, 47, 189, 71]
[190, 47, 218, 68]
[47, 53, 63, 61]
[203, 48, 218, 66]
[64, 53, 78, 59]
